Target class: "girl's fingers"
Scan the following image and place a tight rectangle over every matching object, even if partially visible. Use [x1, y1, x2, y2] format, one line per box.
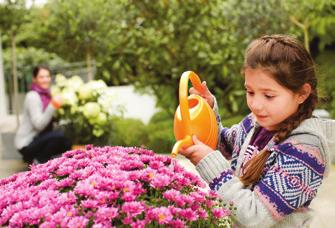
[192, 135, 206, 146]
[201, 81, 212, 96]
[189, 86, 209, 97]
[189, 87, 201, 95]
[180, 145, 197, 158]
[190, 81, 211, 96]
[179, 149, 192, 158]
[202, 81, 207, 90]
[189, 81, 214, 108]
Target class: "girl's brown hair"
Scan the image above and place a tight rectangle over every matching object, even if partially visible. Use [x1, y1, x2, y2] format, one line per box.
[240, 34, 318, 186]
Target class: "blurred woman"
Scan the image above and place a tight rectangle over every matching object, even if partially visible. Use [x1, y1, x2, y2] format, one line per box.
[15, 65, 72, 164]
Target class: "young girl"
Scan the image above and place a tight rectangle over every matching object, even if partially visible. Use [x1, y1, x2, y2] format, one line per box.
[180, 34, 334, 227]
[15, 65, 72, 164]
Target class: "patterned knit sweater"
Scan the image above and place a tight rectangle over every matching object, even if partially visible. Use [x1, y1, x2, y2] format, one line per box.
[196, 110, 334, 228]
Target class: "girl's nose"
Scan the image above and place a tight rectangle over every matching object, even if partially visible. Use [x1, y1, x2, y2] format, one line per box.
[250, 99, 263, 112]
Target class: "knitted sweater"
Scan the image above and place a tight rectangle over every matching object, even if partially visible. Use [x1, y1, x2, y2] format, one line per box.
[196, 111, 334, 227]
[15, 91, 55, 150]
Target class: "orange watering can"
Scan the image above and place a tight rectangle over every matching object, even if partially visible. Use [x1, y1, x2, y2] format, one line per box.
[171, 71, 218, 158]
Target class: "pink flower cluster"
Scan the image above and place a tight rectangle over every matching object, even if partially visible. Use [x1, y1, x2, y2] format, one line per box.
[0, 146, 234, 227]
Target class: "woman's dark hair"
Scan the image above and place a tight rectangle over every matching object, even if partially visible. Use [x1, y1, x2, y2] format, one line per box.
[32, 65, 51, 78]
[240, 34, 318, 186]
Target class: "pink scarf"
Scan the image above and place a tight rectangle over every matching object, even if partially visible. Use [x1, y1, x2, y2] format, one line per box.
[30, 83, 51, 111]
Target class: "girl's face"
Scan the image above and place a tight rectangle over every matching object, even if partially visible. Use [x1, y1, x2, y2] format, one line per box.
[33, 68, 51, 89]
[244, 68, 303, 131]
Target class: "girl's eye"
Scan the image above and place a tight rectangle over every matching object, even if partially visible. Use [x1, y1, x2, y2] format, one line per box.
[246, 91, 254, 96]
[265, 94, 275, 99]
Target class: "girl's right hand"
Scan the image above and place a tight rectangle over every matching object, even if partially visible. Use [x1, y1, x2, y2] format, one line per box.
[189, 81, 215, 108]
[179, 135, 214, 165]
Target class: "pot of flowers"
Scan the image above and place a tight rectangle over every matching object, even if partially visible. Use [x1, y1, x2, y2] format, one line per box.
[0, 146, 235, 227]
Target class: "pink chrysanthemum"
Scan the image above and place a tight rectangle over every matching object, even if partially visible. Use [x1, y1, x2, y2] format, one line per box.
[0, 146, 234, 227]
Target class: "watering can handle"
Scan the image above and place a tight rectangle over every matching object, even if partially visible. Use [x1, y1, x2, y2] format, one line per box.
[179, 71, 206, 133]
[171, 71, 205, 158]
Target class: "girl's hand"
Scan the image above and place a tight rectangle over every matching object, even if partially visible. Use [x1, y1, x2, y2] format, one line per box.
[189, 81, 215, 108]
[179, 135, 214, 165]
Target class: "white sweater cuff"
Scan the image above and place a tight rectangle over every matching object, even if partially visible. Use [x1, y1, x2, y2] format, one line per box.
[196, 150, 230, 183]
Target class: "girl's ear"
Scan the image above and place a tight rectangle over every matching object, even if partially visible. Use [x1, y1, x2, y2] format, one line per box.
[298, 83, 311, 104]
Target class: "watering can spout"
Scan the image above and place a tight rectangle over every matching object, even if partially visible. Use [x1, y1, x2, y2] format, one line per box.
[171, 135, 193, 158]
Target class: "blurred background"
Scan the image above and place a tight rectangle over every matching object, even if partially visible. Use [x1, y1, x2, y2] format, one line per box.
[0, 0, 334, 227]
[1, 0, 335, 154]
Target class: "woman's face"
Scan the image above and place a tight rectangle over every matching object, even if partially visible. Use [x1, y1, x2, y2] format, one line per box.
[33, 68, 51, 89]
[244, 68, 305, 131]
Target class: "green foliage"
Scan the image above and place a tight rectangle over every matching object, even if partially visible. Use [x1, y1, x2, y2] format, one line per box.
[2, 0, 335, 127]
[0, 0, 28, 34]
[36, 0, 109, 59]
[25, 0, 302, 118]
[109, 116, 148, 148]
[145, 111, 175, 154]
[283, 0, 335, 50]
[316, 50, 335, 118]
[220, 114, 244, 128]
[29, 0, 123, 80]
[114, 0, 247, 116]
[0, 0, 32, 105]
[94, 0, 312, 118]
[109, 112, 175, 154]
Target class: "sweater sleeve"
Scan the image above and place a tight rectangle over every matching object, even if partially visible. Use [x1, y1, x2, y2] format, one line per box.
[196, 151, 276, 227]
[212, 97, 239, 159]
[196, 135, 325, 227]
[26, 92, 55, 131]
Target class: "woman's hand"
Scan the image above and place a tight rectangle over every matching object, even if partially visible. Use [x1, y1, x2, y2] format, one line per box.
[189, 81, 215, 108]
[179, 135, 214, 165]
[51, 95, 63, 109]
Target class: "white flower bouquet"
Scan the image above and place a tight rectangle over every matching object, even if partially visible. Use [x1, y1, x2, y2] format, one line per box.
[52, 75, 119, 145]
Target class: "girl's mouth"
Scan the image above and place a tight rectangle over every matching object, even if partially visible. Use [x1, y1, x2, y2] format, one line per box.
[256, 115, 268, 119]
